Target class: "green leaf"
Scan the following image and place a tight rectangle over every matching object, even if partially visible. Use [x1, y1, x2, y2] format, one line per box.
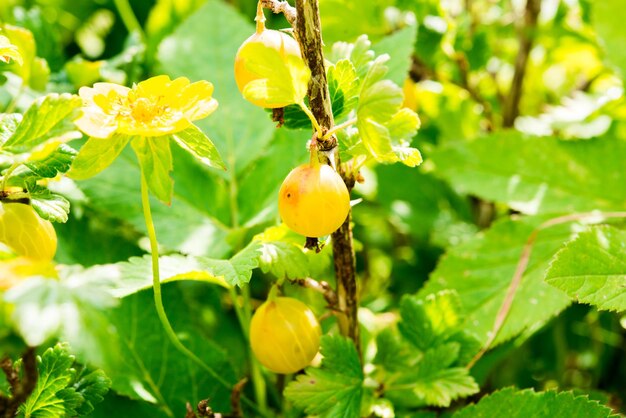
[285, 335, 363, 418]
[1, 24, 49, 89]
[0, 34, 22, 65]
[240, 38, 310, 107]
[29, 187, 70, 223]
[254, 226, 311, 280]
[329, 35, 376, 79]
[19, 343, 81, 418]
[374, 328, 414, 372]
[97, 254, 231, 298]
[20, 144, 77, 179]
[545, 225, 626, 312]
[200, 241, 262, 287]
[593, 0, 626, 77]
[419, 215, 573, 346]
[353, 53, 421, 165]
[103, 287, 236, 414]
[319, 0, 391, 44]
[453, 388, 619, 418]
[68, 135, 131, 180]
[74, 370, 112, 416]
[392, 144, 423, 167]
[0, 113, 21, 144]
[359, 73, 403, 123]
[431, 133, 626, 214]
[371, 24, 417, 86]
[131, 137, 173, 205]
[75, 240, 261, 297]
[398, 291, 464, 351]
[2, 93, 81, 154]
[375, 164, 475, 243]
[327, 59, 360, 120]
[386, 343, 479, 408]
[5, 272, 121, 367]
[172, 124, 225, 170]
[357, 117, 396, 162]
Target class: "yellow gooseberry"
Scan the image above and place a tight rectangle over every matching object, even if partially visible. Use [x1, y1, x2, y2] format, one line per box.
[250, 296, 321, 374]
[278, 163, 350, 237]
[234, 28, 304, 108]
[0, 202, 57, 261]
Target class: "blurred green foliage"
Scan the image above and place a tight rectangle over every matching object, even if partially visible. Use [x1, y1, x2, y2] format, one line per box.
[1, 0, 626, 417]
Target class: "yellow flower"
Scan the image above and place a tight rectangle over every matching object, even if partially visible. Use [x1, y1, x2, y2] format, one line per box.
[75, 75, 218, 138]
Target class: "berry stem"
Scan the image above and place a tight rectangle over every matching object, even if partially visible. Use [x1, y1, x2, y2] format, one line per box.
[267, 283, 280, 302]
[322, 117, 357, 140]
[255, 0, 266, 34]
[1, 163, 20, 192]
[298, 101, 323, 140]
[113, 0, 145, 39]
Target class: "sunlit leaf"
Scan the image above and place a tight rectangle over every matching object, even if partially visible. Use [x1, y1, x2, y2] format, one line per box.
[545, 225, 626, 312]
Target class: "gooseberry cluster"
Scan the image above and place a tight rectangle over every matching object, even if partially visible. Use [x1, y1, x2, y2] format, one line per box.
[234, 3, 353, 373]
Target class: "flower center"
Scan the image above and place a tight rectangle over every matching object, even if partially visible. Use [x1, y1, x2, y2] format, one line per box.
[130, 97, 161, 123]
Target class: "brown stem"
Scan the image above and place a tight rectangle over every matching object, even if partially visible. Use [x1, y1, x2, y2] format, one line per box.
[0, 347, 38, 418]
[292, 277, 338, 308]
[230, 378, 247, 418]
[294, 0, 360, 354]
[466, 211, 626, 369]
[502, 0, 541, 127]
[260, 0, 296, 26]
[454, 53, 494, 132]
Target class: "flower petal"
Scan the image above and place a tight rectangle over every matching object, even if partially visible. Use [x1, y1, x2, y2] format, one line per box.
[75, 108, 119, 139]
[177, 81, 218, 121]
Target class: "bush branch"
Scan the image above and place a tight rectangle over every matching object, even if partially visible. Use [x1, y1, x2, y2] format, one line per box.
[0, 347, 37, 418]
[294, 0, 360, 355]
[292, 277, 339, 308]
[502, 0, 541, 127]
[260, 0, 296, 26]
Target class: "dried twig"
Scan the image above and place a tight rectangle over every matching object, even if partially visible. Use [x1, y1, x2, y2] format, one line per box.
[260, 0, 296, 26]
[0, 347, 38, 418]
[454, 53, 494, 131]
[230, 378, 248, 418]
[466, 211, 626, 369]
[292, 277, 339, 308]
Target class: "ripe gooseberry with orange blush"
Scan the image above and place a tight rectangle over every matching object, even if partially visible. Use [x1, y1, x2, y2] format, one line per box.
[278, 163, 350, 238]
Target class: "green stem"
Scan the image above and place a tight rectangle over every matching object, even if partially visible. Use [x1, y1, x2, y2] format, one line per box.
[113, 0, 145, 39]
[267, 284, 279, 302]
[322, 117, 357, 140]
[1, 163, 20, 191]
[255, 0, 266, 34]
[139, 172, 267, 415]
[225, 134, 267, 413]
[299, 101, 323, 139]
[229, 285, 267, 413]
[4, 84, 24, 114]
[242, 285, 267, 412]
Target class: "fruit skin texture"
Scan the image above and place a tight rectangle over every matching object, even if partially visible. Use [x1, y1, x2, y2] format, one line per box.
[250, 297, 321, 374]
[279, 163, 350, 238]
[234, 29, 303, 108]
[0, 202, 57, 261]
